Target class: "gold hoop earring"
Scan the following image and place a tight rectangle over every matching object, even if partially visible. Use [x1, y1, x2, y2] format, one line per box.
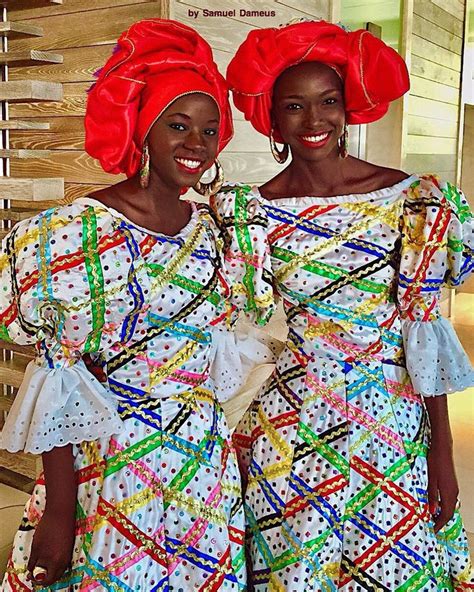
[269, 129, 289, 164]
[140, 141, 150, 188]
[339, 124, 348, 159]
[193, 159, 224, 197]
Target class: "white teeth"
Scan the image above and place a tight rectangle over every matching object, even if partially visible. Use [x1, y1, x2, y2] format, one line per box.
[302, 133, 330, 142]
[175, 158, 202, 169]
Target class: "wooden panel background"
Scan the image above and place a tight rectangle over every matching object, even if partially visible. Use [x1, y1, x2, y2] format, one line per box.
[1, 0, 335, 486]
[7, 0, 169, 206]
[403, 0, 466, 182]
[461, 103, 474, 208]
[341, 0, 401, 48]
[5, 1, 469, 203]
[6, 0, 335, 201]
[170, 0, 334, 185]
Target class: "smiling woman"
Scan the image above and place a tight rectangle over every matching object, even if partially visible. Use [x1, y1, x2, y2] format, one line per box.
[271, 62, 346, 162]
[0, 18, 247, 592]
[146, 94, 220, 202]
[89, 92, 222, 235]
[213, 19, 474, 592]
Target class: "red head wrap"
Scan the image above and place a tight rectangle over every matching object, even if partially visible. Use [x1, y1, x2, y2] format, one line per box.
[85, 19, 233, 177]
[227, 20, 410, 142]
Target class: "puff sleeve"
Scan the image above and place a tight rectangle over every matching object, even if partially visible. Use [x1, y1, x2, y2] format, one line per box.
[398, 175, 474, 396]
[0, 202, 128, 453]
[211, 184, 276, 325]
[210, 185, 282, 401]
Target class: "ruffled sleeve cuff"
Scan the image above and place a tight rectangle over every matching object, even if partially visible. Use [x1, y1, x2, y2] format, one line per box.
[0, 360, 123, 454]
[210, 322, 285, 403]
[401, 316, 474, 396]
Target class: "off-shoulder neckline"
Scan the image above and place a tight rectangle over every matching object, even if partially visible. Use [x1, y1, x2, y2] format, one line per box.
[242, 173, 419, 205]
[76, 197, 199, 238]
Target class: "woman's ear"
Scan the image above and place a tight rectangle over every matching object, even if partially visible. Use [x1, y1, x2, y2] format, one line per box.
[270, 110, 276, 130]
[270, 114, 279, 137]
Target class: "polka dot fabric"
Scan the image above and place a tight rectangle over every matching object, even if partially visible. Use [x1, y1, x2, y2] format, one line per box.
[399, 175, 474, 395]
[213, 174, 474, 591]
[0, 198, 245, 590]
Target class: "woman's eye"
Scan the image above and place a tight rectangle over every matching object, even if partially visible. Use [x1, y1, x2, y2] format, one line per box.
[285, 103, 302, 111]
[324, 97, 337, 105]
[204, 128, 218, 136]
[169, 123, 186, 131]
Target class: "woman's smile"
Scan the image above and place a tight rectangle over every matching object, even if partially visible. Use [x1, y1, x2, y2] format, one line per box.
[298, 130, 332, 149]
[174, 156, 205, 174]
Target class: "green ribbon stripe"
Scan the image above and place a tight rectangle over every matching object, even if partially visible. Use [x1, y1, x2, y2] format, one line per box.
[272, 246, 386, 295]
[146, 263, 221, 307]
[234, 186, 258, 313]
[82, 209, 106, 352]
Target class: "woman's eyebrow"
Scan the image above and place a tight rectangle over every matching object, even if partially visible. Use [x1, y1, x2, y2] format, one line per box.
[165, 112, 219, 123]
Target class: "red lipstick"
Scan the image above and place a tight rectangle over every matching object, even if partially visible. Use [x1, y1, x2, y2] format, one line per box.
[174, 157, 204, 175]
[298, 131, 332, 149]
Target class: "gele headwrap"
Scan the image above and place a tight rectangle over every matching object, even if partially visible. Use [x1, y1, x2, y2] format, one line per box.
[85, 18, 233, 177]
[227, 20, 410, 142]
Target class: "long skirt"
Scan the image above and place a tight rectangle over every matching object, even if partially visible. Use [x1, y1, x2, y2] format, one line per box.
[2, 389, 246, 591]
[234, 348, 474, 591]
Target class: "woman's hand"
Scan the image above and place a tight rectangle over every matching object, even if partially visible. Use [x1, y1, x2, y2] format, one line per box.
[427, 443, 459, 532]
[28, 507, 75, 586]
[424, 394, 459, 533]
[28, 444, 77, 586]
[82, 353, 107, 383]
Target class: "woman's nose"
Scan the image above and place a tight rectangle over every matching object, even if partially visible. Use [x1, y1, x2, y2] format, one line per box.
[304, 105, 322, 127]
[184, 128, 205, 150]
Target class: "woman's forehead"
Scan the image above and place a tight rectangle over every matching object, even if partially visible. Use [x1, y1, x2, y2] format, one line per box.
[273, 62, 343, 96]
[163, 92, 220, 114]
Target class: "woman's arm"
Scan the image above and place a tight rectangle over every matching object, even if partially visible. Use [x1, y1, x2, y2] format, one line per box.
[28, 445, 77, 586]
[424, 395, 459, 532]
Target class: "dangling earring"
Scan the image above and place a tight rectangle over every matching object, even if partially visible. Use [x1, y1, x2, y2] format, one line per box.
[338, 124, 348, 159]
[269, 128, 289, 164]
[193, 159, 224, 197]
[140, 141, 150, 189]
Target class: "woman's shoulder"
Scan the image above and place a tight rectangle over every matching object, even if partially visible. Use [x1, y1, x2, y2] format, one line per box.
[1, 198, 119, 272]
[8, 197, 114, 237]
[0, 198, 135, 318]
[404, 174, 469, 214]
[350, 165, 468, 217]
[346, 160, 410, 193]
[374, 166, 410, 188]
[192, 200, 222, 236]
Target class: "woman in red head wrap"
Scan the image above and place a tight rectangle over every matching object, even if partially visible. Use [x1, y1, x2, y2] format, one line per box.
[0, 19, 246, 591]
[213, 20, 474, 591]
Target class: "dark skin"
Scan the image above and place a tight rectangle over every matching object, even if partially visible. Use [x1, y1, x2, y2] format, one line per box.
[28, 93, 220, 586]
[261, 61, 408, 200]
[90, 93, 220, 234]
[28, 446, 77, 587]
[262, 61, 458, 532]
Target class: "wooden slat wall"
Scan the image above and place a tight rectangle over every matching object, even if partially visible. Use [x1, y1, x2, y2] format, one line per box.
[5, 1, 468, 201]
[459, 106, 474, 294]
[1, 0, 172, 487]
[170, 0, 335, 185]
[403, 0, 466, 182]
[7, 0, 169, 206]
[461, 104, 474, 208]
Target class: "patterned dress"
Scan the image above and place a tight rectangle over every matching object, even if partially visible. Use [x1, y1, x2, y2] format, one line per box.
[0, 198, 246, 591]
[213, 174, 474, 591]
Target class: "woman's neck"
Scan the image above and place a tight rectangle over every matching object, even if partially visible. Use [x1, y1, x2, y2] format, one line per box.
[88, 176, 192, 236]
[260, 154, 408, 200]
[261, 153, 349, 199]
[286, 155, 348, 196]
